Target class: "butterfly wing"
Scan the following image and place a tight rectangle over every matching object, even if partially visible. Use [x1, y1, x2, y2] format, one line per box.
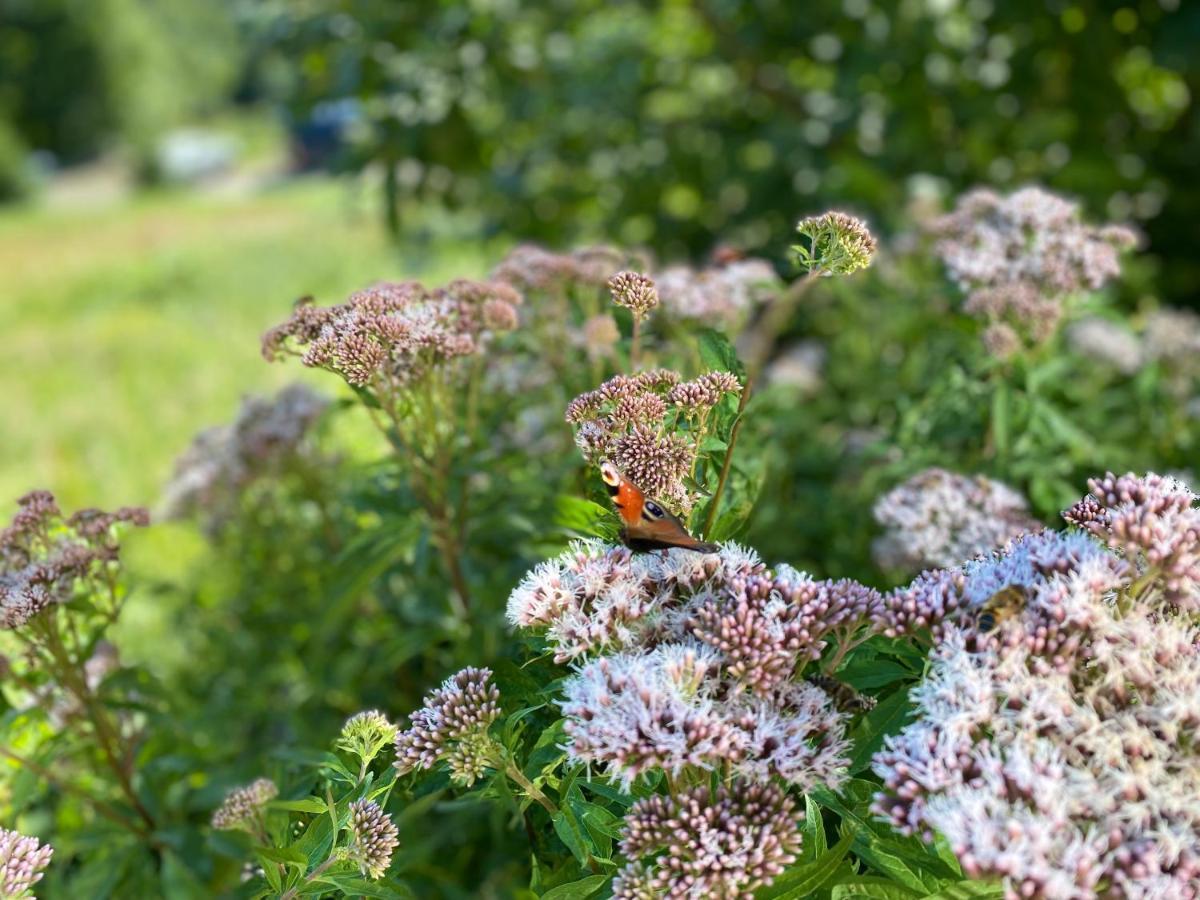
[599, 460, 718, 554]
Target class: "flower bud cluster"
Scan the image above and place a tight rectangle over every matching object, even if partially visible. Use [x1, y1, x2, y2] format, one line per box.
[1, 491, 147, 632]
[394, 667, 501, 786]
[565, 369, 741, 516]
[613, 782, 802, 899]
[262, 279, 522, 389]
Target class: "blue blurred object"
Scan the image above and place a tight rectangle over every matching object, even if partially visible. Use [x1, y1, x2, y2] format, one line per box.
[288, 98, 361, 172]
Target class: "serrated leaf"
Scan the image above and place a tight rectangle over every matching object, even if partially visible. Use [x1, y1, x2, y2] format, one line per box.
[539, 873, 611, 899]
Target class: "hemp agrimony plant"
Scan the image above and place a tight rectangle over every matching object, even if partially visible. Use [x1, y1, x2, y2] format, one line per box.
[262, 279, 522, 616]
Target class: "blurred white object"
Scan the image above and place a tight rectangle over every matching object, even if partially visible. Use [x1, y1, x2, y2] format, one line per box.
[156, 129, 237, 183]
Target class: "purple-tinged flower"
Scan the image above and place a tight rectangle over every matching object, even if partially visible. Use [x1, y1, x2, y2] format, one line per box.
[608, 271, 660, 320]
[873, 474, 1200, 898]
[614, 782, 802, 899]
[1, 493, 146, 632]
[1064, 472, 1199, 610]
[211, 778, 278, 832]
[347, 800, 399, 880]
[394, 667, 500, 786]
[872, 468, 1041, 573]
[0, 828, 52, 900]
[160, 383, 329, 527]
[655, 258, 782, 331]
[1066, 316, 1143, 375]
[565, 369, 736, 517]
[933, 186, 1137, 352]
[262, 279, 521, 389]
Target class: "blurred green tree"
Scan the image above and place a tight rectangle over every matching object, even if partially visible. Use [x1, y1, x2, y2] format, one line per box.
[253, 0, 1198, 303]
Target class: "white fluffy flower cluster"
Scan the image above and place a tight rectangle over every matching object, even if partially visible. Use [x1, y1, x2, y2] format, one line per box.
[655, 258, 782, 331]
[872, 468, 1040, 573]
[934, 186, 1136, 353]
[510, 542, 880, 792]
[874, 474, 1200, 899]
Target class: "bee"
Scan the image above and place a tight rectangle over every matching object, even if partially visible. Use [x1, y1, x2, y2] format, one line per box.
[808, 674, 877, 714]
[599, 460, 719, 554]
[976, 584, 1029, 633]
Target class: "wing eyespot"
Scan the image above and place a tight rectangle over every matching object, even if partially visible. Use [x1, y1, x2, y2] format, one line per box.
[644, 500, 666, 519]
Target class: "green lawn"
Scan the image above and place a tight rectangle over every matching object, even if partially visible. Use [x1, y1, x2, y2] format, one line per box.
[0, 177, 484, 510]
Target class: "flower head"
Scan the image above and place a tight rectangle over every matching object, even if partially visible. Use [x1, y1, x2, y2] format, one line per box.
[655, 258, 782, 331]
[161, 383, 329, 528]
[614, 782, 802, 899]
[262, 279, 521, 389]
[872, 468, 1041, 573]
[608, 271, 660, 320]
[211, 778, 278, 832]
[394, 667, 501, 786]
[512, 542, 865, 789]
[1066, 317, 1143, 375]
[1064, 472, 1199, 610]
[873, 474, 1200, 898]
[565, 370, 740, 516]
[1, 492, 146, 632]
[934, 186, 1137, 351]
[793, 211, 876, 276]
[0, 828, 52, 900]
[346, 800, 399, 880]
[336, 710, 398, 771]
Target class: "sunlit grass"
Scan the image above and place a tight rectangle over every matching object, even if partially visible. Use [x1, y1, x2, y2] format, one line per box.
[0, 177, 487, 509]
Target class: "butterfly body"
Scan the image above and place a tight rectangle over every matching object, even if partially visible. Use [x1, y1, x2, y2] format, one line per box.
[599, 461, 719, 554]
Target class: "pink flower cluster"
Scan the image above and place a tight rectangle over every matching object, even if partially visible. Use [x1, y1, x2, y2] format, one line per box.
[873, 475, 1200, 899]
[1065, 471, 1199, 610]
[655, 257, 782, 332]
[262, 279, 522, 389]
[161, 383, 329, 527]
[613, 782, 802, 899]
[393, 667, 501, 786]
[0, 827, 53, 899]
[934, 186, 1137, 351]
[510, 542, 877, 790]
[1, 491, 147, 631]
[565, 370, 740, 515]
[872, 468, 1041, 572]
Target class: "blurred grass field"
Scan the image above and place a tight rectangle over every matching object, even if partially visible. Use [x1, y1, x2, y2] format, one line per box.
[0, 176, 483, 510]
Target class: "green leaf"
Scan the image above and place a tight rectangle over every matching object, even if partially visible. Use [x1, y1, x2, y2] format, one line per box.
[758, 825, 856, 899]
[539, 873, 611, 899]
[698, 329, 746, 378]
[803, 794, 826, 858]
[552, 810, 595, 867]
[830, 879, 923, 899]
[922, 883, 1006, 899]
[990, 381, 1010, 459]
[270, 798, 327, 815]
[312, 874, 413, 898]
[847, 687, 914, 773]
[253, 845, 309, 870]
[555, 496, 616, 540]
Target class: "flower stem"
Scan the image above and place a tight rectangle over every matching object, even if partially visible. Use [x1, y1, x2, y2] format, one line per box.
[702, 374, 752, 539]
